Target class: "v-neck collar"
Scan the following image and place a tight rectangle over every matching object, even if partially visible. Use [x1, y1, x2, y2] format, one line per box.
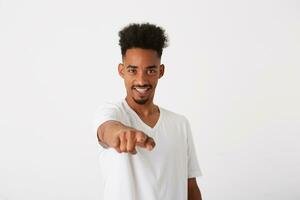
[123, 98, 163, 132]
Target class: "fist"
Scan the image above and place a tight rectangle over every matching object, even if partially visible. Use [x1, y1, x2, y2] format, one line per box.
[111, 127, 155, 154]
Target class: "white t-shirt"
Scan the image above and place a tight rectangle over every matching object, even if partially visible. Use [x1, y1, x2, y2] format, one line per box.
[93, 99, 202, 200]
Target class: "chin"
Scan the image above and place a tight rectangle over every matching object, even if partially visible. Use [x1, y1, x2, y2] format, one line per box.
[133, 97, 149, 105]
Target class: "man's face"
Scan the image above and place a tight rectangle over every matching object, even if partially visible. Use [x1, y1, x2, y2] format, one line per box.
[118, 48, 164, 105]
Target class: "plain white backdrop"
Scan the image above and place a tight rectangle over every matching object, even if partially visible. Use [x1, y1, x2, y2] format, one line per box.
[0, 0, 299, 199]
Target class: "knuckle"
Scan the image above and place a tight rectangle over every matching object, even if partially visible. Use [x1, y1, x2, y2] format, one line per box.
[111, 138, 120, 148]
[127, 146, 134, 152]
[111, 141, 118, 148]
[118, 132, 124, 139]
[121, 131, 127, 138]
[137, 132, 147, 141]
[130, 130, 136, 137]
[127, 131, 135, 138]
[120, 146, 126, 152]
[128, 147, 136, 153]
[128, 150, 134, 154]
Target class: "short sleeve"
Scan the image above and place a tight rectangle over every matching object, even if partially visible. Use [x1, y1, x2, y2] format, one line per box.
[184, 118, 203, 178]
[93, 102, 121, 149]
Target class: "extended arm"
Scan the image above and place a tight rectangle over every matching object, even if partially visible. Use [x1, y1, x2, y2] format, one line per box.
[97, 120, 155, 153]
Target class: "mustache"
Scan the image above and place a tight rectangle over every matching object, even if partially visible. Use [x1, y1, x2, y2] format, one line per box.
[132, 84, 152, 89]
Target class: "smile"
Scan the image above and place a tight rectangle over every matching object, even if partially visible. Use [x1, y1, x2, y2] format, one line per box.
[133, 87, 151, 95]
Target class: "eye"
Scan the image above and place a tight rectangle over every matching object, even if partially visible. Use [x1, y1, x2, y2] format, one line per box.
[147, 69, 157, 75]
[128, 69, 136, 73]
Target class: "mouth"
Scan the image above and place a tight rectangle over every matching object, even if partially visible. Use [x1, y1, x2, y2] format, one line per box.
[133, 86, 151, 96]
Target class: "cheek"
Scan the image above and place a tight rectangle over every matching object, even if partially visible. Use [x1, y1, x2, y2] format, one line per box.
[124, 79, 133, 90]
[150, 78, 159, 86]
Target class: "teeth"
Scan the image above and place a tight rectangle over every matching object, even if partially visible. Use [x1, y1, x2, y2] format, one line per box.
[135, 88, 149, 93]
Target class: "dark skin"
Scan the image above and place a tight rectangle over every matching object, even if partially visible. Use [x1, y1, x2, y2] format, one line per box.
[97, 48, 201, 199]
[118, 48, 163, 121]
[188, 178, 202, 200]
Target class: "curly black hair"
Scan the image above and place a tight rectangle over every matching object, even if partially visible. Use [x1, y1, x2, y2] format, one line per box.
[118, 23, 168, 58]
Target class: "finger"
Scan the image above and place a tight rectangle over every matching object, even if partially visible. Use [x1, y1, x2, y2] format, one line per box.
[111, 137, 121, 153]
[145, 137, 156, 151]
[111, 136, 120, 149]
[114, 146, 122, 153]
[136, 139, 147, 148]
[135, 131, 148, 143]
[126, 131, 137, 154]
[119, 132, 127, 153]
[136, 142, 146, 148]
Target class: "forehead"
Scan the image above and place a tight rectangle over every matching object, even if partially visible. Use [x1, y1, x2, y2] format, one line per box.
[123, 48, 160, 67]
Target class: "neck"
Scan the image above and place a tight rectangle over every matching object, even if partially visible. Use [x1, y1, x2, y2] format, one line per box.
[125, 96, 158, 117]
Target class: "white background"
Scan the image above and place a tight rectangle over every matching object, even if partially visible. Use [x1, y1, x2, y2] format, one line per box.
[0, 0, 299, 199]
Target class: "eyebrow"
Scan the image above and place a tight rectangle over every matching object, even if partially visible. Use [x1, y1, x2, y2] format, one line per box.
[126, 65, 137, 69]
[146, 65, 157, 69]
[126, 65, 157, 69]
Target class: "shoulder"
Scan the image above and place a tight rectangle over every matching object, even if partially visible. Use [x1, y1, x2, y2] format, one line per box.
[160, 106, 190, 126]
[159, 107, 192, 142]
[93, 100, 129, 129]
[95, 100, 124, 112]
[93, 100, 126, 120]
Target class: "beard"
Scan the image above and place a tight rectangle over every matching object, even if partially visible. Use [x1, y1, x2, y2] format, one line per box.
[131, 84, 153, 105]
[132, 97, 149, 105]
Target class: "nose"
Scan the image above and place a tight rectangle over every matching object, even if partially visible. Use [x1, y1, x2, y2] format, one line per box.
[135, 71, 148, 85]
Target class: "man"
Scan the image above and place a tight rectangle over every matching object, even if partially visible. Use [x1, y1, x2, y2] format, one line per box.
[93, 23, 203, 200]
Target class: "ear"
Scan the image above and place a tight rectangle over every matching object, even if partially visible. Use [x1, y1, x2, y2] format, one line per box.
[159, 64, 165, 79]
[118, 63, 125, 78]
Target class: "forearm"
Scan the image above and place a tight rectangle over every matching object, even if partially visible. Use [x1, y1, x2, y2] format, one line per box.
[97, 121, 154, 154]
[188, 185, 202, 200]
[188, 177, 202, 200]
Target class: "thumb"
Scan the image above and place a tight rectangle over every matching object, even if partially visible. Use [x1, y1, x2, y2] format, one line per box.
[135, 131, 148, 143]
[145, 137, 155, 151]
